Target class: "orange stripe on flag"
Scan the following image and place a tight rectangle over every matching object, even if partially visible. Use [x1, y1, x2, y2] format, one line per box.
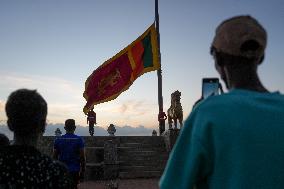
[131, 41, 145, 80]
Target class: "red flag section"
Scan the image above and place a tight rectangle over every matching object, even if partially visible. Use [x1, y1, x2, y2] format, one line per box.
[83, 24, 160, 114]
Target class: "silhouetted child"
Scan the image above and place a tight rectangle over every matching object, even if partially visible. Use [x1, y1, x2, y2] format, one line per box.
[0, 89, 71, 188]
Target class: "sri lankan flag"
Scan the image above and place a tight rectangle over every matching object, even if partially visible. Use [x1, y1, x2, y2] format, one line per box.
[83, 24, 160, 114]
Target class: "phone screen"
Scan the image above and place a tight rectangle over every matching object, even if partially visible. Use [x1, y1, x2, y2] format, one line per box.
[202, 78, 219, 99]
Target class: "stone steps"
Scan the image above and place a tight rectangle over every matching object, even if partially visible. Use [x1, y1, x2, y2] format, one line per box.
[119, 150, 162, 156]
[119, 170, 163, 179]
[118, 146, 167, 153]
[119, 159, 168, 167]
[116, 139, 168, 179]
[85, 147, 104, 163]
[119, 165, 165, 172]
[119, 152, 168, 160]
[119, 142, 165, 148]
[85, 163, 104, 181]
[118, 136, 165, 145]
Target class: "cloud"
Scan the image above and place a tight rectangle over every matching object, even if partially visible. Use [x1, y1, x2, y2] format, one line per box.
[104, 100, 155, 117]
[47, 103, 82, 118]
[91, 99, 159, 128]
[0, 71, 84, 124]
[119, 103, 127, 113]
[0, 71, 82, 101]
[0, 100, 5, 112]
[115, 125, 155, 136]
[0, 100, 7, 124]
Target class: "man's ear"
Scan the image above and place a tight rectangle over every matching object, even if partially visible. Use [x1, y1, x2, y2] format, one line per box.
[7, 119, 14, 132]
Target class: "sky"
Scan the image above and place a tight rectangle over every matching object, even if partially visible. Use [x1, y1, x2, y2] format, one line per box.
[0, 0, 283, 133]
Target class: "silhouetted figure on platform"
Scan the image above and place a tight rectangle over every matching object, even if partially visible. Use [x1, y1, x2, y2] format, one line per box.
[87, 108, 96, 136]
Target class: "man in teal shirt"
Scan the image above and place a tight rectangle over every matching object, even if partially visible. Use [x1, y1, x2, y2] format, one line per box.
[160, 15, 284, 189]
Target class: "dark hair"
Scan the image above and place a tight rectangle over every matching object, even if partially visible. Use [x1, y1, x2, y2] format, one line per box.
[64, 119, 76, 132]
[5, 89, 47, 136]
[0, 133, 10, 146]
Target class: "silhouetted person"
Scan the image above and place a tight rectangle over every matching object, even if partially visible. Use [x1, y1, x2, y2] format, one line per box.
[0, 133, 9, 146]
[158, 111, 167, 134]
[87, 108, 96, 136]
[0, 89, 70, 188]
[160, 15, 284, 189]
[53, 119, 86, 189]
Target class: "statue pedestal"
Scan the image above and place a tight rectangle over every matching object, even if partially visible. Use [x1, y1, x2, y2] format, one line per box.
[162, 129, 180, 152]
[104, 140, 118, 179]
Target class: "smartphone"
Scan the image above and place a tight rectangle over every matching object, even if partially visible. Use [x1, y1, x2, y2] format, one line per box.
[202, 78, 220, 99]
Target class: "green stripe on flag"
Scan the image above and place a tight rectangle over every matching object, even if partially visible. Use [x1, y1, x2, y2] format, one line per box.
[142, 33, 153, 68]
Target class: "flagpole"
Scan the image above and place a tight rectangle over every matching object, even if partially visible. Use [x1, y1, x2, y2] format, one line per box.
[155, 0, 166, 135]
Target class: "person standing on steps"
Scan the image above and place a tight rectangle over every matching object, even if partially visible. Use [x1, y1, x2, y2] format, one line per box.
[87, 108, 96, 136]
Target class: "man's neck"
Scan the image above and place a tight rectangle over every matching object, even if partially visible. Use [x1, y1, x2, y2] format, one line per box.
[230, 77, 268, 92]
[231, 84, 268, 92]
[226, 69, 269, 93]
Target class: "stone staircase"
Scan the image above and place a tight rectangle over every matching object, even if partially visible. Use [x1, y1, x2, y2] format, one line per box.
[85, 146, 104, 180]
[117, 136, 168, 179]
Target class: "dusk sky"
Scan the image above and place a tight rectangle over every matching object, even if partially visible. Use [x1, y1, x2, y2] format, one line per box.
[0, 0, 283, 132]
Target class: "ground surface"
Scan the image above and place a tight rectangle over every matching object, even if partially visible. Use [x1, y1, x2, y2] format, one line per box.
[78, 179, 159, 189]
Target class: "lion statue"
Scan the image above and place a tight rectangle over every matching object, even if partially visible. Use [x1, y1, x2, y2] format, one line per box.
[167, 90, 183, 129]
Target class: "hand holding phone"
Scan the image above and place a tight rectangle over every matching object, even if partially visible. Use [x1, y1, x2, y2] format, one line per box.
[202, 78, 220, 99]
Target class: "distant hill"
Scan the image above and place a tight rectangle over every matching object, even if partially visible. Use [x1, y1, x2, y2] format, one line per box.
[0, 123, 155, 140]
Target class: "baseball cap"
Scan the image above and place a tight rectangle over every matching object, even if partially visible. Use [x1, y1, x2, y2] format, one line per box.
[211, 15, 267, 59]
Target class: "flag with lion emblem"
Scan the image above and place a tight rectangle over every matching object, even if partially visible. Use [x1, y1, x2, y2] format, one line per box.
[83, 24, 160, 114]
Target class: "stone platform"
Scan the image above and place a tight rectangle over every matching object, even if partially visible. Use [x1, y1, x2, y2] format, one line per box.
[38, 136, 171, 180]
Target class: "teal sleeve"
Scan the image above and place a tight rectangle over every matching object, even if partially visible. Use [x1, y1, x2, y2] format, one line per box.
[159, 112, 212, 189]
